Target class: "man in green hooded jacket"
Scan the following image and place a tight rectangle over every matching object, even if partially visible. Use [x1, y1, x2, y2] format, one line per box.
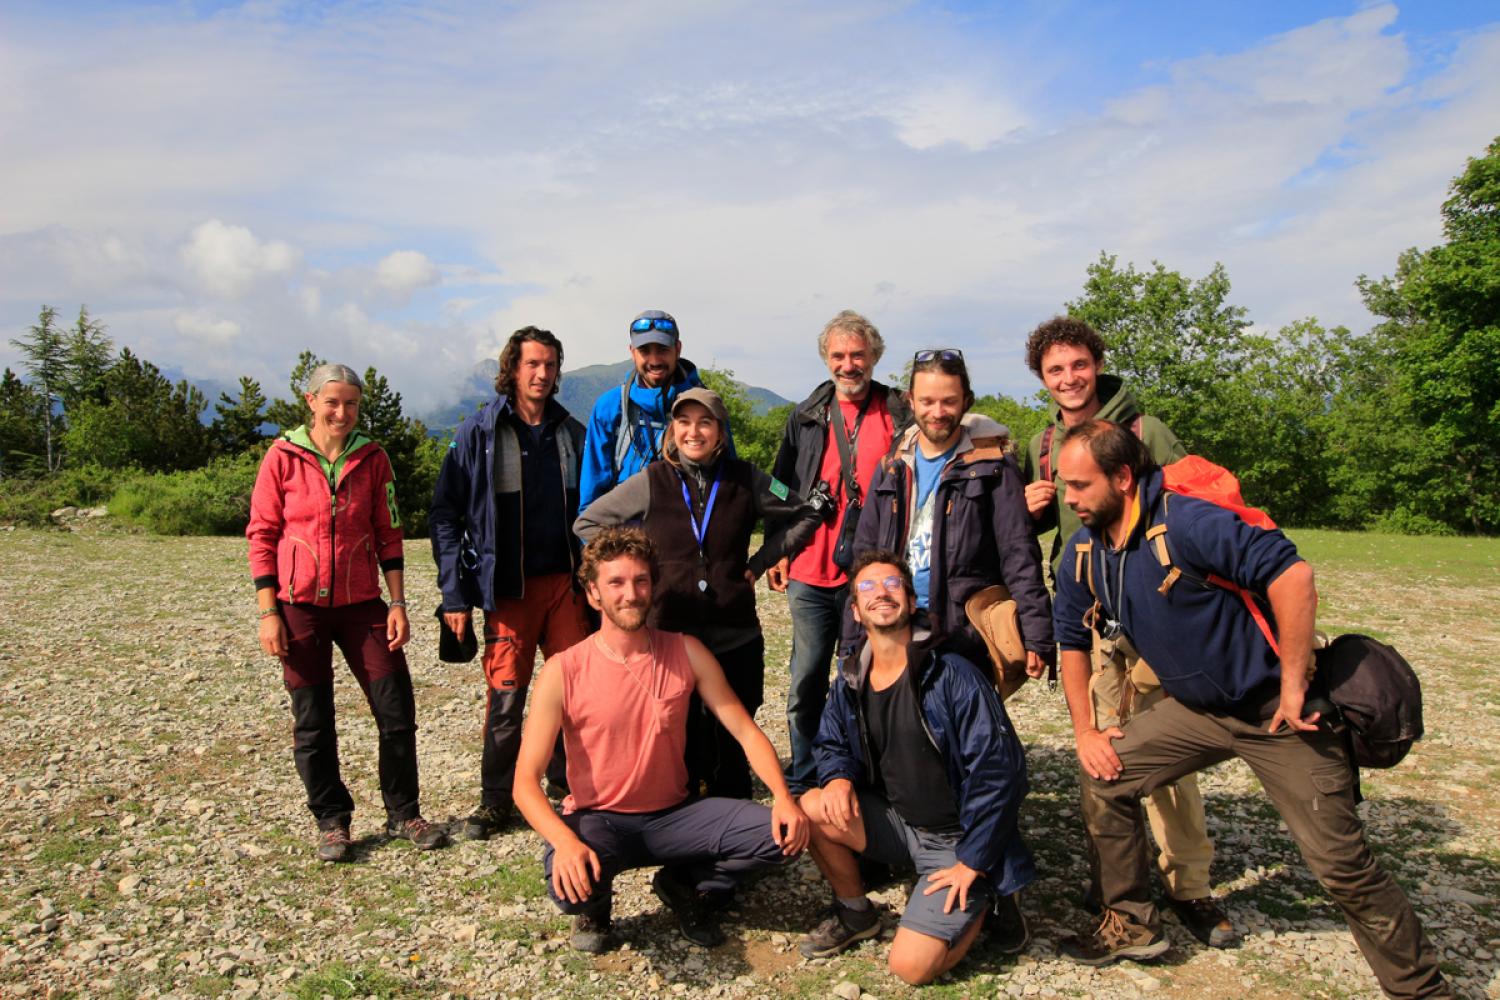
[1020, 316, 1235, 950]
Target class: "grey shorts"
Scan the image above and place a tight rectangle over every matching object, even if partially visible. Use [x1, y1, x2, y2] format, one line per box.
[856, 790, 993, 945]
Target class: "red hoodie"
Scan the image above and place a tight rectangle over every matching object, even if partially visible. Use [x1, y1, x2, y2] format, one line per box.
[247, 428, 404, 607]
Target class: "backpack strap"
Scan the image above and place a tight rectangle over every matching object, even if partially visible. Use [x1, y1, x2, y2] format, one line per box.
[612, 380, 634, 472]
[1038, 424, 1055, 482]
[1147, 493, 1280, 656]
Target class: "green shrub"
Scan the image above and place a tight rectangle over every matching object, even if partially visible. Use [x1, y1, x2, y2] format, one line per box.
[109, 452, 261, 535]
[0, 463, 127, 526]
[1366, 508, 1459, 537]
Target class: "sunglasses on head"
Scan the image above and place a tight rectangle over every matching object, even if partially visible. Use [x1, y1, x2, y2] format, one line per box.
[855, 574, 906, 594]
[631, 316, 678, 335]
[913, 348, 964, 363]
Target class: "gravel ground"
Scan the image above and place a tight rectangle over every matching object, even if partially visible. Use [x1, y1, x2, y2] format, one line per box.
[1, 523, 1497, 999]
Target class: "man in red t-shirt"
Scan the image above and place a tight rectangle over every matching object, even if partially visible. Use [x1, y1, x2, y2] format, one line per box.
[769, 310, 912, 792]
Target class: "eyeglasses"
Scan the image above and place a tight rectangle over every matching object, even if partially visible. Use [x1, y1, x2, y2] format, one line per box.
[855, 575, 906, 594]
[631, 316, 678, 335]
[913, 348, 964, 363]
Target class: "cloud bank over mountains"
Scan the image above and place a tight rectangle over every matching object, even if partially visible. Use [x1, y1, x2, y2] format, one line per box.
[0, 1, 1495, 409]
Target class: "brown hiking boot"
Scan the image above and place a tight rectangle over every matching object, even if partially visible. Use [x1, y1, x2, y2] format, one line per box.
[1060, 908, 1169, 966]
[316, 824, 353, 863]
[385, 816, 448, 851]
[1167, 895, 1238, 948]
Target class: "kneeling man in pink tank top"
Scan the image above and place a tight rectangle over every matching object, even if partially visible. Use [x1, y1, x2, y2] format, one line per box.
[514, 526, 810, 954]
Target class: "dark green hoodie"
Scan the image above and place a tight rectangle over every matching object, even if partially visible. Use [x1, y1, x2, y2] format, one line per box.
[1021, 374, 1186, 579]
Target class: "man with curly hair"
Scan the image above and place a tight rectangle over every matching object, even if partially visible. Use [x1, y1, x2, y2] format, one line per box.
[1020, 316, 1233, 950]
[431, 325, 591, 841]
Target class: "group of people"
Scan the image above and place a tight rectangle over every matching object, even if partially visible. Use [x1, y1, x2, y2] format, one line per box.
[245, 310, 1450, 997]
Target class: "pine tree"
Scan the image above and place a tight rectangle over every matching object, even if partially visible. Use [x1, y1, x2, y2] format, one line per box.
[8, 306, 67, 471]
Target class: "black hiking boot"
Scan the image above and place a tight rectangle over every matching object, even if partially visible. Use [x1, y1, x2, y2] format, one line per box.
[651, 868, 725, 948]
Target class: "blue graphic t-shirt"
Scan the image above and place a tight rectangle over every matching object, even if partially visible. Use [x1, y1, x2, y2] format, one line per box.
[908, 442, 957, 609]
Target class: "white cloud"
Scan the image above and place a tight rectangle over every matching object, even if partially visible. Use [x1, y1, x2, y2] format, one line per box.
[180, 220, 300, 299]
[173, 310, 242, 345]
[375, 250, 440, 298]
[1, 2, 1495, 411]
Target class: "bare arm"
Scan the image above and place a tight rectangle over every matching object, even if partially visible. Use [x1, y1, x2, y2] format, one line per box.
[1266, 560, 1319, 734]
[682, 636, 808, 853]
[513, 657, 602, 903]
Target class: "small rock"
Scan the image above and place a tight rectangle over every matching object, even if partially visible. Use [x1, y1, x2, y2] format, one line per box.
[453, 924, 478, 944]
[117, 874, 142, 895]
[832, 981, 862, 1000]
[1434, 886, 1490, 907]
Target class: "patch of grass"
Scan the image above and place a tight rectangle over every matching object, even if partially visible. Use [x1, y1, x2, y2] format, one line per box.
[290, 961, 413, 1000]
[190, 974, 233, 997]
[458, 857, 546, 899]
[34, 832, 112, 869]
[1285, 528, 1500, 582]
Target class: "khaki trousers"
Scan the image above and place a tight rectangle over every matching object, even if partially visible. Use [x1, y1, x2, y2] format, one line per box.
[1086, 633, 1213, 900]
[1080, 696, 1447, 999]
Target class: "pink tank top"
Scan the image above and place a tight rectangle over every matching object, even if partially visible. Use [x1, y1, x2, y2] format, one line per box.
[558, 629, 695, 813]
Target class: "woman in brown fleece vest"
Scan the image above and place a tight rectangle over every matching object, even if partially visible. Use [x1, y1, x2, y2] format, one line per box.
[574, 387, 820, 800]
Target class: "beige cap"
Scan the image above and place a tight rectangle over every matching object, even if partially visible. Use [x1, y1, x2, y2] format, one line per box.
[671, 387, 729, 426]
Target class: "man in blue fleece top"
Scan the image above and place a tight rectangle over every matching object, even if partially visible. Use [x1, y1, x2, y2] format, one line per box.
[1051, 420, 1447, 999]
[578, 309, 732, 511]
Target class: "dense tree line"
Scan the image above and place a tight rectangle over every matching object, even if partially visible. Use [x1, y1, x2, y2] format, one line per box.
[3, 136, 1496, 535]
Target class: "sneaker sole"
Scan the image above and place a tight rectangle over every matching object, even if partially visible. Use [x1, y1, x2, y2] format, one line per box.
[1061, 936, 1170, 967]
[798, 920, 881, 959]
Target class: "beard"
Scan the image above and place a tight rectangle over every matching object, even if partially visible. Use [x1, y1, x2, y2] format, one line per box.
[1077, 487, 1126, 530]
[601, 601, 649, 632]
[860, 598, 912, 636]
[917, 414, 957, 446]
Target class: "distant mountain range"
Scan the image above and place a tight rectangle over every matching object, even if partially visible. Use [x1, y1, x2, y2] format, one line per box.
[420, 359, 793, 432]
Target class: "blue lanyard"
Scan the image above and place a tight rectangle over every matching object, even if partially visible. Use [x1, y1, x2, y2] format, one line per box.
[678, 467, 722, 555]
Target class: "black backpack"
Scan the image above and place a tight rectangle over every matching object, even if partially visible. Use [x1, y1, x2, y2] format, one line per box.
[1315, 634, 1424, 769]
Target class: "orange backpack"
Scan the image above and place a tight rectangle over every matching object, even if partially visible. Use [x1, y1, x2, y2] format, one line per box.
[1148, 456, 1279, 654]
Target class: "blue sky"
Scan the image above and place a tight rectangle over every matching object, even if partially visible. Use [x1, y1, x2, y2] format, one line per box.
[1, 1, 1496, 412]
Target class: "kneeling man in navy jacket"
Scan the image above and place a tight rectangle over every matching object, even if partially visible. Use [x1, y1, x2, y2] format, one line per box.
[798, 550, 1035, 985]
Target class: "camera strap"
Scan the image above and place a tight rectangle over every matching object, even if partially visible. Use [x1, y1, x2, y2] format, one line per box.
[829, 392, 874, 504]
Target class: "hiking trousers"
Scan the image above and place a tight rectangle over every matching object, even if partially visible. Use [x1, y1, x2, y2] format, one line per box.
[480, 572, 590, 808]
[280, 599, 420, 828]
[1080, 695, 1447, 1000]
[1086, 633, 1214, 901]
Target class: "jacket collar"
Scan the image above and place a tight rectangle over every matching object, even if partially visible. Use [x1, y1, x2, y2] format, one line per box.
[840, 622, 943, 690]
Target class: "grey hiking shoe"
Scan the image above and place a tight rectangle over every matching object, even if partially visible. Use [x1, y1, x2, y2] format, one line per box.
[1060, 908, 1169, 966]
[316, 824, 353, 863]
[385, 816, 448, 851]
[1167, 895, 1238, 948]
[460, 804, 512, 842]
[570, 910, 614, 954]
[799, 901, 881, 959]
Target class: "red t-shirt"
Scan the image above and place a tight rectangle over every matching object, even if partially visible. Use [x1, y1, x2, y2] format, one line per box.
[788, 393, 896, 588]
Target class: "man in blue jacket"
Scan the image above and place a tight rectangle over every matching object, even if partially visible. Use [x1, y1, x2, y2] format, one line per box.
[1052, 420, 1447, 999]
[798, 551, 1034, 985]
[430, 326, 591, 841]
[578, 309, 731, 511]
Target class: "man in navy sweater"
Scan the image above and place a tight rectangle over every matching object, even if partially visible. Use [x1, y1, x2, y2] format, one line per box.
[1051, 420, 1447, 999]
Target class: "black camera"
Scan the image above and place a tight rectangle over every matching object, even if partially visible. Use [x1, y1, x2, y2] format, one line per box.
[806, 480, 838, 522]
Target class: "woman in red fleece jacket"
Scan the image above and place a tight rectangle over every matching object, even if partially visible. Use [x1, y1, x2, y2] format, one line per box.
[247, 363, 447, 861]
